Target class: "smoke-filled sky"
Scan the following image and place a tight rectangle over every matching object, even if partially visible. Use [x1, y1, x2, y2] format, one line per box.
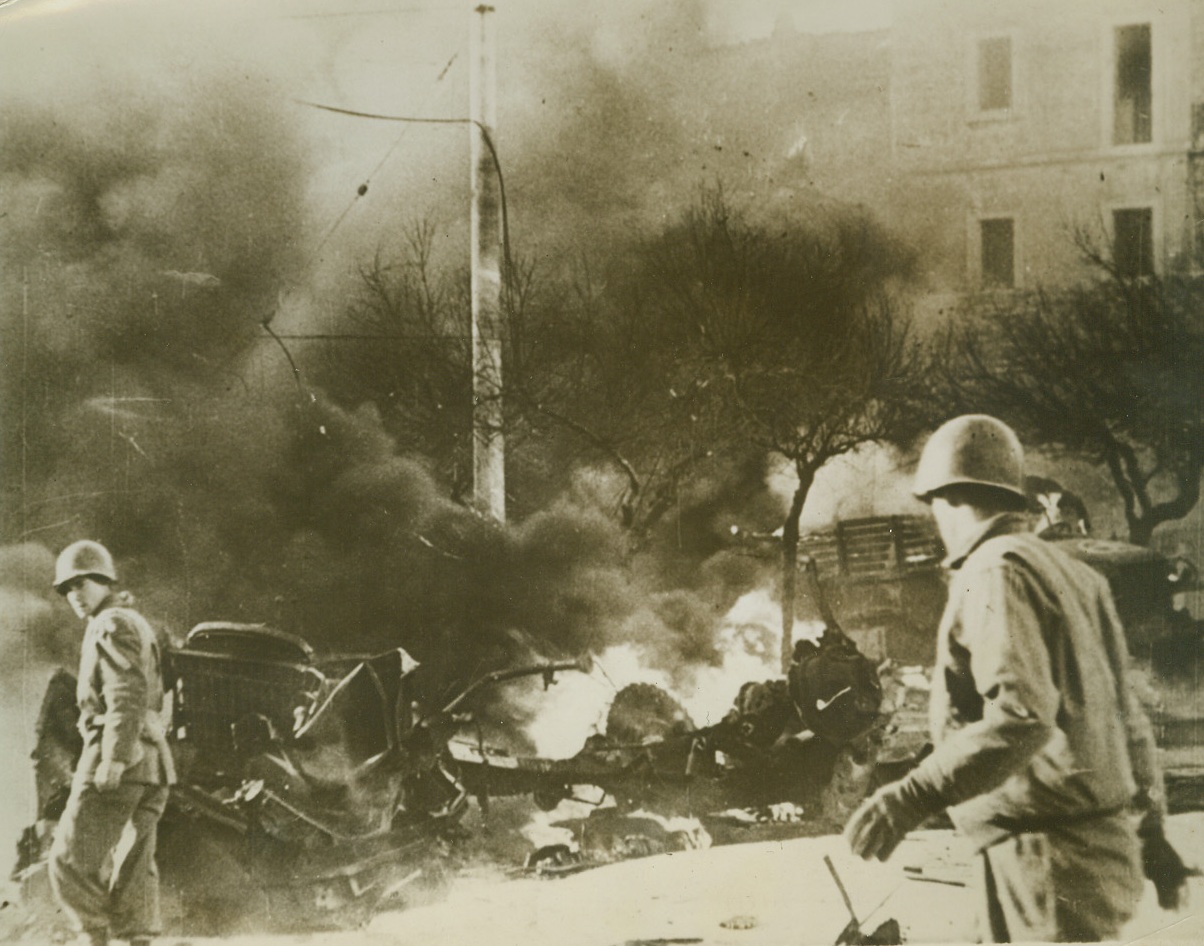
[0, 0, 904, 647]
[0, 0, 905, 854]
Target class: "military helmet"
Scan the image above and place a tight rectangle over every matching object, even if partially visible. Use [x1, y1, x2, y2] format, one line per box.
[53, 540, 117, 593]
[912, 414, 1025, 502]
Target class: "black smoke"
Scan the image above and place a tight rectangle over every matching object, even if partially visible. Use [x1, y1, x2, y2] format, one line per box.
[0, 1, 839, 742]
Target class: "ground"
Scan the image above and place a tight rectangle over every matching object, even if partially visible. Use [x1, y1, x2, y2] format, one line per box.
[359, 815, 1204, 945]
[10, 813, 1201, 946]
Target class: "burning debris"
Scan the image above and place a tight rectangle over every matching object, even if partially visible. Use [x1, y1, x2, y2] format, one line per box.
[12, 559, 901, 938]
[13, 471, 1199, 942]
[449, 587, 894, 861]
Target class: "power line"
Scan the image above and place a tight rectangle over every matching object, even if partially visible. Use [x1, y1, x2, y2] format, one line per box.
[260, 47, 464, 394]
[307, 49, 461, 263]
[294, 98, 513, 274]
[262, 320, 306, 392]
[296, 100, 472, 126]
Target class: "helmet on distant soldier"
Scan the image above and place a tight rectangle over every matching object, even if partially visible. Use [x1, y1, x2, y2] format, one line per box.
[912, 414, 1026, 503]
[53, 540, 117, 594]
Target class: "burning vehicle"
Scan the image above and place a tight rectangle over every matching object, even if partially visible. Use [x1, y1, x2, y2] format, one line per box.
[452, 624, 888, 833]
[15, 591, 893, 934]
[444, 553, 896, 862]
[16, 621, 590, 933]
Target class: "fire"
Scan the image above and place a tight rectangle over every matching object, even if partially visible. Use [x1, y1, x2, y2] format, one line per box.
[522, 588, 823, 758]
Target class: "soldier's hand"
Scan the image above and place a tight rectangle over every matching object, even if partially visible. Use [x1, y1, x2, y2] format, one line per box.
[844, 782, 930, 862]
[1140, 825, 1192, 911]
[93, 759, 126, 793]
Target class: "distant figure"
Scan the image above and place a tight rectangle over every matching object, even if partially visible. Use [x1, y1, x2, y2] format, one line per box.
[48, 541, 175, 946]
[1025, 475, 1091, 539]
[844, 416, 1188, 942]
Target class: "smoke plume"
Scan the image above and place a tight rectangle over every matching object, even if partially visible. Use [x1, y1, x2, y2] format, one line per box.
[1, 0, 839, 687]
[0, 1, 914, 865]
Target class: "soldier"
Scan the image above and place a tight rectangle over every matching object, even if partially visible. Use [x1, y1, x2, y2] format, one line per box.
[1025, 475, 1091, 539]
[48, 540, 175, 946]
[844, 415, 1188, 942]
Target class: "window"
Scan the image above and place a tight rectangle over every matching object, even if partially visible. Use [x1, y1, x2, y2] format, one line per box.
[1113, 208, 1154, 277]
[980, 218, 1015, 288]
[1114, 24, 1152, 145]
[977, 37, 1013, 112]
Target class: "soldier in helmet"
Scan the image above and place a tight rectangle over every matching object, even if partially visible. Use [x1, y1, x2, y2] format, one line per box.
[48, 541, 175, 946]
[844, 415, 1188, 942]
[1026, 475, 1092, 539]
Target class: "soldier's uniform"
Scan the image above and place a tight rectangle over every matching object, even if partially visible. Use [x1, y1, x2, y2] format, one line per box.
[50, 595, 176, 944]
[925, 513, 1156, 941]
[846, 416, 1184, 943]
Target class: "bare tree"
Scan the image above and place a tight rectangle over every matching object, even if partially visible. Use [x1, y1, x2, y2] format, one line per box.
[939, 267, 1204, 546]
[311, 223, 663, 522]
[311, 223, 476, 496]
[492, 240, 740, 537]
[317, 197, 930, 665]
[631, 190, 930, 667]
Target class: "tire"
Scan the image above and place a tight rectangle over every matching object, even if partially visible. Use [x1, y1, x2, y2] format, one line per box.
[604, 684, 695, 745]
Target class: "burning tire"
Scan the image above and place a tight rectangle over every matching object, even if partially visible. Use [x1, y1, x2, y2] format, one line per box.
[604, 683, 695, 745]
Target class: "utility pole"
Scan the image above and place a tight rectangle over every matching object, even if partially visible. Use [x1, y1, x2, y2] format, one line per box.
[470, 3, 505, 522]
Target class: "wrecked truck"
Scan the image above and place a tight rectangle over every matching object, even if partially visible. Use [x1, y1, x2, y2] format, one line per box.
[16, 621, 587, 933]
[451, 610, 890, 839]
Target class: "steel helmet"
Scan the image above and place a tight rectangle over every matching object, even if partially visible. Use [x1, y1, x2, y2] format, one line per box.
[53, 540, 117, 593]
[912, 414, 1025, 502]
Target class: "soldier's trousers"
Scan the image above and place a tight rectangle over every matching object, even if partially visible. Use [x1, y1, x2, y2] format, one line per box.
[49, 778, 170, 939]
[976, 814, 1144, 942]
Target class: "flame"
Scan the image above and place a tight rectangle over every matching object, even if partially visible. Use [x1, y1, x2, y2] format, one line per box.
[523, 588, 823, 757]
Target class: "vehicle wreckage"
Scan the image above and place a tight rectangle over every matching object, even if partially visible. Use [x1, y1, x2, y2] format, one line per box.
[450, 623, 887, 828]
[17, 510, 1200, 936]
[16, 623, 592, 932]
[15, 598, 891, 934]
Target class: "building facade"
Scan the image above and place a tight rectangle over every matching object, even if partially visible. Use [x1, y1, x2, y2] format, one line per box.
[888, 0, 1203, 297]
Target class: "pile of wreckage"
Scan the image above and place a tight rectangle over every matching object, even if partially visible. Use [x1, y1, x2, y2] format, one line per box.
[12, 511, 1201, 940]
[12, 604, 899, 935]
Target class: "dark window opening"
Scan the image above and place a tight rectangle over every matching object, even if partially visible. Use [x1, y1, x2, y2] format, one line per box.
[1114, 24, 1152, 145]
[1113, 208, 1154, 277]
[981, 218, 1015, 288]
[978, 37, 1013, 112]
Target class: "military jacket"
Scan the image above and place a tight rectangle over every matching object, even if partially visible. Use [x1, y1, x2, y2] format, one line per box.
[915, 514, 1160, 850]
[76, 595, 176, 785]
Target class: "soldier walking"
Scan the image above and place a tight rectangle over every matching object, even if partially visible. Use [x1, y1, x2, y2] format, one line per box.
[48, 541, 176, 946]
[844, 415, 1188, 942]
